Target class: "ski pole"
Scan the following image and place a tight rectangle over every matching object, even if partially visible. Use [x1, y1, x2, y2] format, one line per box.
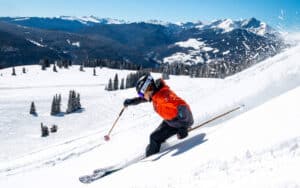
[104, 107, 126, 141]
[188, 105, 243, 132]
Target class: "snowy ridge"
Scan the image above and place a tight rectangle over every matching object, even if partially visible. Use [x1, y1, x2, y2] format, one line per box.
[204, 17, 277, 36]
[0, 34, 299, 187]
[8, 16, 275, 35]
[57, 16, 127, 25]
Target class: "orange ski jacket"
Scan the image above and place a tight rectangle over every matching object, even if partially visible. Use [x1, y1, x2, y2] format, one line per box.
[151, 80, 190, 121]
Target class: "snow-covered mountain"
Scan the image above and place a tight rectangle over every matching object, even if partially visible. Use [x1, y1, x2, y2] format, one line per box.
[0, 33, 299, 187]
[0, 16, 277, 36]
[199, 18, 277, 36]
[58, 16, 128, 25]
[162, 18, 283, 65]
[6, 16, 128, 25]
[0, 16, 285, 69]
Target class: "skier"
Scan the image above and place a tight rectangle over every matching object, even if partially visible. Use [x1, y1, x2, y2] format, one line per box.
[123, 74, 194, 157]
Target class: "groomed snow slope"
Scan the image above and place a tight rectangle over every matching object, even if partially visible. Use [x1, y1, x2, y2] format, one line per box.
[0, 34, 300, 187]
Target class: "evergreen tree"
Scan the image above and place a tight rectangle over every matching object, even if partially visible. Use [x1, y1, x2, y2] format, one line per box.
[30, 101, 37, 115]
[53, 64, 58, 72]
[76, 93, 81, 109]
[51, 96, 56, 115]
[120, 78, 125, 90]
[106, 78, 113, 91]
[63, 60, 69, 69]
[51, 94, 61, 115]
[113, 73, 119, 90]
[125, 74, 132, 89]
[66, 91, 74, 113]
[162, 72, 170, 80]
[58, 94, 62, 106]
[40, 59, 50, 70]
[12, 67, 16, 76]
[41, 123, 49, 137]
[66, 90, 82, 113]
[57, 60, 63, 68]
[79, 64, 84, 72]
[50, 124, 58, 133]
[41, 61, 46, 70]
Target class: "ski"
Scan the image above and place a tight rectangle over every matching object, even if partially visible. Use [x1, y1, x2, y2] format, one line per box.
[79, 155, 145, 184]
[79, 167, 122, 184]
[79, 105, 243, 183]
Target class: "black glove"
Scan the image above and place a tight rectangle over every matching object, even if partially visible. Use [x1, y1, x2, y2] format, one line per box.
[123, 98, 133, 107]
[177, 127, 188, 139]
[123, 97, 147, 107]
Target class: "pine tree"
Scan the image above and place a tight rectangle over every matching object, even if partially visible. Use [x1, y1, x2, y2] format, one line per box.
[41, 62, 46, 70]
[113, 73, 119, 90]
[30, 101, 37, 115]
[53, 64, 58, 72]
[120, 78, 125, 90]
[12, 67, 16, 76]
[51, 94, 61, 115]
[162, 72, 170, 80]
[57, 60, 63, 68]
[40, 59, 50, 70]
[41, 123, 49, 137]
[125, 75, 132, 89]
[58, 94, 62, 107]
[66, 90, 81, 113]
[50, 124, 58, 133]
[106, 78, 113, 91]
[66, 91, 74, 113]
[79, 64, 84, 72]
[63, 60, 69, 69]
[76, 93, 81, 109]
[51, 96, 56, 115]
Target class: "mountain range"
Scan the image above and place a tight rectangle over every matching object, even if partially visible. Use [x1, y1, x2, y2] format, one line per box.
[0, 16, 286, 69]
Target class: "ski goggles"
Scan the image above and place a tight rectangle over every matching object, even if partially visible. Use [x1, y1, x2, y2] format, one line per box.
[138, 75, 153, 98]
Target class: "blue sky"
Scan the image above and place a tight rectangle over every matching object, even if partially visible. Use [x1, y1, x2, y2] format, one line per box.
[0, 0, 299, 31]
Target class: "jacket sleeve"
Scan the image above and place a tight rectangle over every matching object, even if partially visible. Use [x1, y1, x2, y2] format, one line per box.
[131, 97, 147, 105]
[165, 105, 194, 128]
[124, 97, 147, 106]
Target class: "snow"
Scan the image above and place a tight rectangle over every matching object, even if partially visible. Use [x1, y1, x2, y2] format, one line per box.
[66, 39, 80, 47]
[59, 16, 99, 24]
[72, 42, 80, 47]
[14, 17, 30, 21]
[164, 38, 215, 64]
[163, 51, 205, 65]
[27, 39, 46, 47]
[58, 16, 126, 25]
[222, 50, 230, 55]
[201, 18, 276, 36]
[216, 19, 236, 32]
[242, 41, 250, 50]
[175, 38, 205, 50]
[0, 33, 300, 187]
[79, 16, 100, 23]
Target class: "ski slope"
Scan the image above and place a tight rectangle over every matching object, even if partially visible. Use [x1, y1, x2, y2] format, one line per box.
[0, 34, 300, 187]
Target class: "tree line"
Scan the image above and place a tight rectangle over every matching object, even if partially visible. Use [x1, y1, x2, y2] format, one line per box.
[44, 57, 258, 79]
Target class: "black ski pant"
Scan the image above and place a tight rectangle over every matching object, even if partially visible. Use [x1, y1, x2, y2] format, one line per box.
[146, 121, 186, 157]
